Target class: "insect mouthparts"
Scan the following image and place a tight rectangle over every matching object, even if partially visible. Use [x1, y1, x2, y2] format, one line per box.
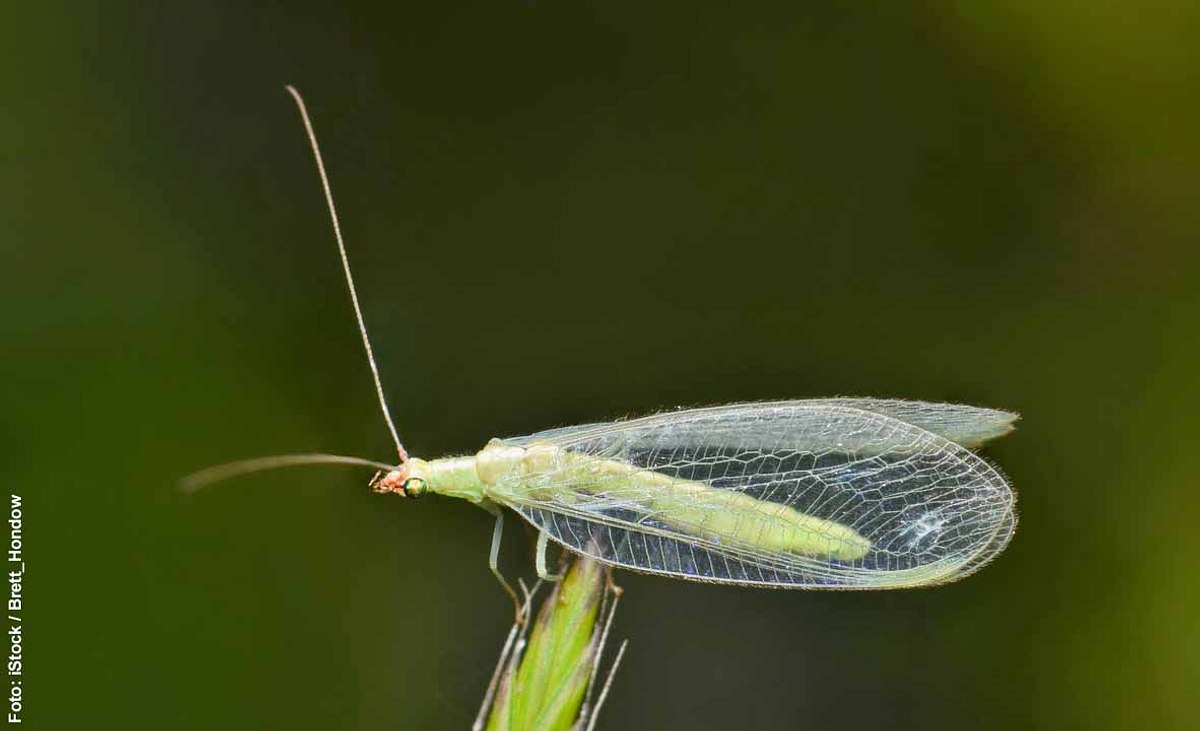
[370, 468, 408, 495]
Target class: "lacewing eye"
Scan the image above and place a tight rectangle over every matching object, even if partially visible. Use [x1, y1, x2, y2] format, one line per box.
[402, 477, 428, 498]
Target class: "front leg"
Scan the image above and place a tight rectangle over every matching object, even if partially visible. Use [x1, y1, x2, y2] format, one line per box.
[479, 500, 522, 619]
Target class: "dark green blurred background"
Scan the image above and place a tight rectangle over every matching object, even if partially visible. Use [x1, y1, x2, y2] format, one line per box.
[8, 3, 1198, 729]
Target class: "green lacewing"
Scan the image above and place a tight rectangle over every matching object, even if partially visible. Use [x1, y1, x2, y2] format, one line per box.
[185, 88, 1017, 592]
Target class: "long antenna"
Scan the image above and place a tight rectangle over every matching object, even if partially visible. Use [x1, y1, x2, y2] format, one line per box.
[180, 453, 399, 495]
[285, 85, 408, 462]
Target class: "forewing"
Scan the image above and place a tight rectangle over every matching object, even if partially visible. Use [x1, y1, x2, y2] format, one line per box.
[506, 399, 1016, 450]
[818, 398, 1017, 448]
[501, 402, 1015, 589]
[504, 422, 604, 446]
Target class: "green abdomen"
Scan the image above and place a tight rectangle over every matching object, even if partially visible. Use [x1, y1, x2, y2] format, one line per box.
[481, 443, 870, 561]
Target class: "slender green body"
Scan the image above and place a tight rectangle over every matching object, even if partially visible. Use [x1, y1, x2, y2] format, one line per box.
[408, 440, 871, 561]
[194, 400, 1015, 589]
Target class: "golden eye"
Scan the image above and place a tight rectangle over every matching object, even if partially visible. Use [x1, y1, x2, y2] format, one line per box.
[402, 477, 428, 498]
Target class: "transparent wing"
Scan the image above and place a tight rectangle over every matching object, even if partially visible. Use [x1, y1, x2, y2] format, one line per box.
[499, 402, 1015, 589]
[505, 422, 605, 446]
[506, 399, 1016, 450]
[818, 398, 1017, 448]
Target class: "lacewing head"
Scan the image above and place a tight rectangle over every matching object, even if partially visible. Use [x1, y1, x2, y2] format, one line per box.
[370, 461, 429, 498]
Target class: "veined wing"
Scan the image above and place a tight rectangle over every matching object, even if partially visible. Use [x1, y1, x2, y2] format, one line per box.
[505, 399, 1016, 450]
[497, 402, 1015, 589]
[816, 398, 1016, 448]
